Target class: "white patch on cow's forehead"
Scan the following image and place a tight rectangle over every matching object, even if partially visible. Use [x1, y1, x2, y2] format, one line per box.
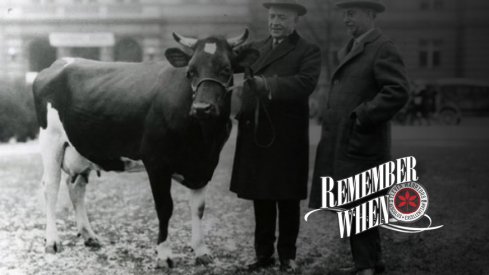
[204, 43, 217, 55]
[62, 57, 75, 68]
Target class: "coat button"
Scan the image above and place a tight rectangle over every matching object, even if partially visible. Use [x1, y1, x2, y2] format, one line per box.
[333, 79, 339, 85]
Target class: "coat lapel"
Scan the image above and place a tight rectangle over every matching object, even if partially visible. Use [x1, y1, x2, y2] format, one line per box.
[250, 38, 273, 73]
[332, 29, 382, 78]
[337, 39, 353, 62]
[252, 31, 300, 73]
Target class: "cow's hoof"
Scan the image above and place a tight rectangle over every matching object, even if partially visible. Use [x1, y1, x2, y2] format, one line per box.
[195, 254, 213, 266]
[45, 242, 62, 254]
[155, 243, 174, 269]
[156, 257, 174, 269]
[84, 237, 102, 249]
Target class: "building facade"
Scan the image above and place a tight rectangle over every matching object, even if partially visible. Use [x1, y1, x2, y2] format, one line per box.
[0, 0, 251, 79]
[380, 0, 489, 81]
[1, 0, 488, 82]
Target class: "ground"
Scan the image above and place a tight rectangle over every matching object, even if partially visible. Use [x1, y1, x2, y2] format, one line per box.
[0, 123, 488, 275]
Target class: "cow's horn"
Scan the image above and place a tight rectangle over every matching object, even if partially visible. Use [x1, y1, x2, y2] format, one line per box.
[172, 32, 198, 48]
[227, 29, 249, 48]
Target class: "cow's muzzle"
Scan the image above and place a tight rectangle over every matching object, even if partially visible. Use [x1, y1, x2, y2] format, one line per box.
[190, 102, 218, 118]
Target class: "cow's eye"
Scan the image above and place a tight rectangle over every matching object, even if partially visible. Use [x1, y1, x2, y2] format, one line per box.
[220, 67, 232, 78]
[186, 68, 197, 79]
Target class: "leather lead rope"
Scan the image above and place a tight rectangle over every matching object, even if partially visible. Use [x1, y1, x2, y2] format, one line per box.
[244, 67, 276, 148]
[253, 98, 276, 148]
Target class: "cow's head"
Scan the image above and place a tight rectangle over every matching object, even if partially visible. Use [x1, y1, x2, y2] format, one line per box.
[165, 29, 259, 119]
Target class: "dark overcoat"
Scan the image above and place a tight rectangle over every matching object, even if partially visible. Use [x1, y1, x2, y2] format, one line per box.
[309, 29, 409, 209]
[230, 31, 321, 200]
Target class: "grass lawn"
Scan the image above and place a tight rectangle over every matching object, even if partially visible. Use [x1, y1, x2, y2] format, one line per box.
[0, 133, 488, 274]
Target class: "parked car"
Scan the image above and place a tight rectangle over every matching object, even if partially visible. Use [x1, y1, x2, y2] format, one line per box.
[395, 78, 489, 125]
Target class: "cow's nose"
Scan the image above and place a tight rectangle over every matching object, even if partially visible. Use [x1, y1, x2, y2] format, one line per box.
[190, 102, 217, 118]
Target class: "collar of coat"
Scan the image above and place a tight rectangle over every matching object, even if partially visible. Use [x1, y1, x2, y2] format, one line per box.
[251, 31, 301, 74]
[333, 28, 383, 77]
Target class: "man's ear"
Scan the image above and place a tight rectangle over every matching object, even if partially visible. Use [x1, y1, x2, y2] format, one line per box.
[165, 48, 191, 68]
[233, 48, 260, 73]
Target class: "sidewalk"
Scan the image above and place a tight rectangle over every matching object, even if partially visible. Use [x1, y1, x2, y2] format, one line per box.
[392, 125, 489, 146]
[309, 123, 489, 146]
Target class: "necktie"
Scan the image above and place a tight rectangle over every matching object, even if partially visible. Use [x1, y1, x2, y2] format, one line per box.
[352, 40, 360, 52]
[346, 39, 355, 54]
[272, 39, 282, 49]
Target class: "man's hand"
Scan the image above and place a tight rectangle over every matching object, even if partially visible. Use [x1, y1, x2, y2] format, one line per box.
[355, 118, 362, 127]
[233, 42, 253, 54]
[246, 76, 270, 99]
[252, 76, 267, 92]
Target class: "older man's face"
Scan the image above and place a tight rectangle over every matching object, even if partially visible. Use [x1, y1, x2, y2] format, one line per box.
[268, 7, 298, 39]
[342, 7, 375, 38]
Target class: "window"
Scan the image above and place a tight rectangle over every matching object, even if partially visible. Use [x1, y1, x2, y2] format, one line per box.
[73, 0, 97, 3]
[419, 0, 430, 10]
[419, 39, 443, 69]
[419, 0, 444, 10]
[114, 38, 143, 62]
[28, 39, 57, 72]
[32, 0, 56, 4]
[433, 0, 444, 9]
[115, 0, 139, 3]
[419, 51, 428, 67]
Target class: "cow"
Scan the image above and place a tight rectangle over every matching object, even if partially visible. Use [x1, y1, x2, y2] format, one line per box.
[32, 29, 259, 267]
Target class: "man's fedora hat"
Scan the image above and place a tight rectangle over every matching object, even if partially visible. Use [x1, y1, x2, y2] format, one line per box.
[263, 0, 307, 16]
[335, 0, 386, 13]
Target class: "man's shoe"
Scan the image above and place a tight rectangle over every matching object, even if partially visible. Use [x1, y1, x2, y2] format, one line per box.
[246, 257, 275, 271]
[329, 267, 376, 275]
[328, 266, 356, 275]
[356, 268, 375, 275]
[280, 259, 299, 273]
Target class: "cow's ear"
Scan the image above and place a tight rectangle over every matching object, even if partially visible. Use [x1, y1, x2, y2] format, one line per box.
[233, 48, 260, 73]
[165, 48, 191, 68]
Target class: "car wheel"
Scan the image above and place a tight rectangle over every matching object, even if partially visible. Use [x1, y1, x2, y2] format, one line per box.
[439, 108, 461, 125]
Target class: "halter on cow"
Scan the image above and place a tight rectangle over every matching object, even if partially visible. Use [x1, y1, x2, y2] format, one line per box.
[33, 29, 259, 268]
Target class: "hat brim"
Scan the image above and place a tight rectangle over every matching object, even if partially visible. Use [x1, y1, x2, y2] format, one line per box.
[263, 3, 307, 16]
[335, 1, 386, 13]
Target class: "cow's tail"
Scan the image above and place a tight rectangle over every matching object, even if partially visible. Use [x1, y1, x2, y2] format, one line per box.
[32, 60, 68, 129]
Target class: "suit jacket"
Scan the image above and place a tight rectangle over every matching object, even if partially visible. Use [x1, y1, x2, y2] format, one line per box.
[309, 28, 409, 209]
[230, 31, 321, 200]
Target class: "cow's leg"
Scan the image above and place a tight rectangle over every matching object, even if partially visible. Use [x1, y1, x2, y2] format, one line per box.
[145, 165, 174, 269]
[39, 129, 63, 254]
[189, 186, 213, 265]
[66, 173, 101, 249]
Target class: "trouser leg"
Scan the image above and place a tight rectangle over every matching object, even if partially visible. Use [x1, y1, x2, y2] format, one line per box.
[350, 227, 383, 271]
[253, 200, 277, 260]
[277, 200, 300, 260]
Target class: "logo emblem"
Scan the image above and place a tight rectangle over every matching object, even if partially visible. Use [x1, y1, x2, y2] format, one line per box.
[388, 182, 429, 222]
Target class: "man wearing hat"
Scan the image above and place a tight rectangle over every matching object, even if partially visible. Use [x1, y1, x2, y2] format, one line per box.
[230, 0, 321, 272]
[309, 1, 409, 275]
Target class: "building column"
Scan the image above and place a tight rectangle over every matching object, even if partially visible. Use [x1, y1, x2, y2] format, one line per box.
[143, 38, 161, 61]
[100, 46, 113, 61]
[0, 29, 5, 77]
[57, 47, 71, 58]
[6, 38, 25, 79]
